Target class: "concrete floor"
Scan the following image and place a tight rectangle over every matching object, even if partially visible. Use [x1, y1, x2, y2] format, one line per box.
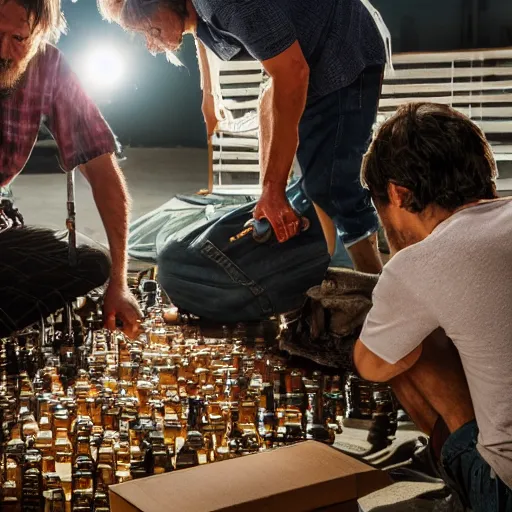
[12, 148, 208, 244]
[14, 146, 511, 248]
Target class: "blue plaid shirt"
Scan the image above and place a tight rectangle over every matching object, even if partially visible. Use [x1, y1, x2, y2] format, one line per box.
[193, 0, 387, 97]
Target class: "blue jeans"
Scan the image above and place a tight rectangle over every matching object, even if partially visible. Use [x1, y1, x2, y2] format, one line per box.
[297, 66, 382, 250]
[441, 420, 512, 512]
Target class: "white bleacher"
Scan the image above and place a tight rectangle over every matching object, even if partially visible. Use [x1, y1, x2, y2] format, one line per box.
[378, 48, 512, 193]
[207, 55, 263, 196]
[208, 48, 512, 196]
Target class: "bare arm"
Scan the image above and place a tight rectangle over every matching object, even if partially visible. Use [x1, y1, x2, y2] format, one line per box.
[196, 38, 217, 136]
[259, 41, 309, 191]
[80, 153, 141, 337]
[80, 153, 130, 285]
[353, 339, 423, 382]
[254, 41, 309, 242]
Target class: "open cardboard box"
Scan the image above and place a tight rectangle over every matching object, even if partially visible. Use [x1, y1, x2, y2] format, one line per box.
[110, 441, 392, 512]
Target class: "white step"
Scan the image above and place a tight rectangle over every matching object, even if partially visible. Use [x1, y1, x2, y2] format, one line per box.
[497, 178, 512, 191]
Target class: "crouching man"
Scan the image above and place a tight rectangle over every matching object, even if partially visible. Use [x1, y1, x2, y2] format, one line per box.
[0, 0, 141, 337]
[353, 103, 512, 511]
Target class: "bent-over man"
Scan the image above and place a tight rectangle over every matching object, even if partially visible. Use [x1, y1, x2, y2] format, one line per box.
[99, 0, 393, 274]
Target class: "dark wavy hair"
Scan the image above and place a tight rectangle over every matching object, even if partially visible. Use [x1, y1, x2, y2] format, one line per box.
[13, 0, 67, 42]
[361, 102, 498, 212]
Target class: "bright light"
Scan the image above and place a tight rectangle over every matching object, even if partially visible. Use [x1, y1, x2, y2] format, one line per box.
[81, 46, 126, 90]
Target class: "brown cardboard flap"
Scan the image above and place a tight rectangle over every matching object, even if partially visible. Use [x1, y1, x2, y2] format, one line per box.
[110, 441, 392, 512]
[109, 491, 142, 512]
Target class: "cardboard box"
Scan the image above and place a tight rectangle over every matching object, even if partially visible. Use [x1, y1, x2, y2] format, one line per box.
[109, 441, 392, 512]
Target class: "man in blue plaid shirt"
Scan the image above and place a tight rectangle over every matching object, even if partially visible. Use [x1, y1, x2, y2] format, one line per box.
[100, 0, 391, 274]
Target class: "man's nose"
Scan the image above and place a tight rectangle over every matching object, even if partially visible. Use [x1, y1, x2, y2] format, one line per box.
[0, 35, 10, 60]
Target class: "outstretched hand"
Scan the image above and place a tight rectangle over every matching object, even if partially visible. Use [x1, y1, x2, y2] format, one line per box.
[103, 282, 143, 339]
[254, 189, 300, 243]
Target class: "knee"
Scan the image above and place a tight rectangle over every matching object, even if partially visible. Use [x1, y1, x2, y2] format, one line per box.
[77, 245, 112, 288]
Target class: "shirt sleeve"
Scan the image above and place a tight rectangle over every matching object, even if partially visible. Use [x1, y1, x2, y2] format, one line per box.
[213, 0, 297, 61]
[45, 55, 119, 171]
[360, 263, 439, 364]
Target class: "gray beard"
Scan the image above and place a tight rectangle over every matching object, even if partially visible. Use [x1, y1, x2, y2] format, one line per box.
[0, 72, 24, 99]
[0, 59, 31, 99]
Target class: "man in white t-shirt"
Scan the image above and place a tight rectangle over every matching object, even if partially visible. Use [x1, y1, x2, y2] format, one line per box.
[353, 102, 512, 511]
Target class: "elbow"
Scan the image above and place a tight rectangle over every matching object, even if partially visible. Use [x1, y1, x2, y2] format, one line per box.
[357, 365, 391, 383]
[362, 369, 389, 383]
[355, 360, 386, 383]
[296, 61, 310, 86]
[273, 63, 309, 99]
[294, 63, 310, 96]
[353, 340, 390, 383]
[353, 340, 372, 381]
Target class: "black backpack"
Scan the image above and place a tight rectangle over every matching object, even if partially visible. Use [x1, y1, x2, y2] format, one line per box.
[157, 182, 330, 323]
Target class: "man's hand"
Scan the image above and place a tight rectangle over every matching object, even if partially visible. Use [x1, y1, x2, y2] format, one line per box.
[254, 188, 301, 243]
[103, 281, 142, 338]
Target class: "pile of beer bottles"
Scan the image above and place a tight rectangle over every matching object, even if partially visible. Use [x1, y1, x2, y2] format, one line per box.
[0, 273, 394, 512]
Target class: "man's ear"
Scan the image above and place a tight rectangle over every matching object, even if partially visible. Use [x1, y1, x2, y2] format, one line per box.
[387, 183, 411, 209]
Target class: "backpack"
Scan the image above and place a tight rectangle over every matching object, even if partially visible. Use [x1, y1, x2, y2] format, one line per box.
[156, 182, 330, 323]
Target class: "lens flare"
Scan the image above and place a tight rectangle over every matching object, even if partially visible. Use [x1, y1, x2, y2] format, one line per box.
[81, 46, 125, 90]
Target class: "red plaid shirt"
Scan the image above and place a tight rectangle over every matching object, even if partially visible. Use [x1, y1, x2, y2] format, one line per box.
[0, 44, 118, 187]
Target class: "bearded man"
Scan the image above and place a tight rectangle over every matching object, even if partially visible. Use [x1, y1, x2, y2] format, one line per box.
[354, 103, 512, 511]
[98, 0, 393, 274]
[0, 0, 141, 337]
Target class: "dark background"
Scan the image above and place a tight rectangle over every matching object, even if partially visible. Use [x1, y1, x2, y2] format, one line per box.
[59, 0, 512, 149]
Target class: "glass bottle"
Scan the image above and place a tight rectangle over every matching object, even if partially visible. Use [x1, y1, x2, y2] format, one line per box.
[21, 449, 44, 512]
[54, 428, 72, 502]
[96, 444, 116, 487]
[72, 458, 94, 499]
[43, 487, 66, 512]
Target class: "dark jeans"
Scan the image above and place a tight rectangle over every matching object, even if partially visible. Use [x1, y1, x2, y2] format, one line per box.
[0, 227, 110, 337]
[157, 181, 330, 323]
[297, 65, 383, 247]
[441, 420, 512, 512]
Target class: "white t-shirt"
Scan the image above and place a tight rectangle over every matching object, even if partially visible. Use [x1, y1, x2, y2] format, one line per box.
[360, 198, 512, 488]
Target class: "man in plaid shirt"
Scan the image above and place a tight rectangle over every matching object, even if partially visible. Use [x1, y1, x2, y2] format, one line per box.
[0, 0, 141, 337]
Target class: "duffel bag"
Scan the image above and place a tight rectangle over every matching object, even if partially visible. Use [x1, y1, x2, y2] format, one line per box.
[157, 182, 330, 322]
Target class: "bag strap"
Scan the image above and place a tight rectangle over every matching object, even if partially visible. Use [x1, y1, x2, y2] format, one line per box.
[200, 240, 274, 317]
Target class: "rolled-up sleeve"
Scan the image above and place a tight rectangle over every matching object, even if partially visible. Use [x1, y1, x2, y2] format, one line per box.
[213, 0, 297, 61]
[45, 56, 119, 171]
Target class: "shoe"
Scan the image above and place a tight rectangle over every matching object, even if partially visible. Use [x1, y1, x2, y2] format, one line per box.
[407, 438, 443, 479]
